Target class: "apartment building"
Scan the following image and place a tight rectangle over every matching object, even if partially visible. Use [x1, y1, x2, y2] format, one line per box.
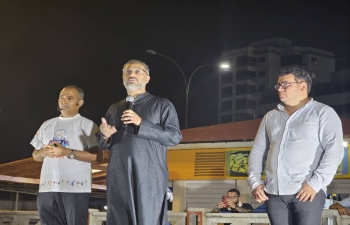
[218, 37, 349, 123]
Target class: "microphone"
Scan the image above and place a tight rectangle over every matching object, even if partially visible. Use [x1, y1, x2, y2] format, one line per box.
[123, 96, 135, 128]
[125, 96, 134, 110]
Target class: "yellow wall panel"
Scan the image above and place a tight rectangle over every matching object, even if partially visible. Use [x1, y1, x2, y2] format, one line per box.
[168, 148, 226, 180]
[168, 150, 195, 180]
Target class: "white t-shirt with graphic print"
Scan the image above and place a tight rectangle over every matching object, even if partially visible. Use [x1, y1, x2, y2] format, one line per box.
[30, 114, 99, 193]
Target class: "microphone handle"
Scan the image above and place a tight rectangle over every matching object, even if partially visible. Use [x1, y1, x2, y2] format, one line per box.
[125, 101, 133, 110]
[123, 101, 134, 128]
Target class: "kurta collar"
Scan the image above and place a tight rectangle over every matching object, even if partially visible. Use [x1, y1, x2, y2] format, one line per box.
[133, 92, 150, 102]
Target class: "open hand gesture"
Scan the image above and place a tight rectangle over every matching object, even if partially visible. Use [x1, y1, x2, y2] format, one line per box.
[100, 117, 117, 138]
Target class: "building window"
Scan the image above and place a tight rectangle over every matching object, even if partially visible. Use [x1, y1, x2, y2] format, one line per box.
[258, 71, 265, 77]
[221, 101, 232, 112]
[259, 85, 265, 92]
[281, 54, 303, 66]
[236, 55, 256, 67]
[221, 72, 232, 84]
[236, 98, 256, 110]
[221, 87, 232, 98]
[236, 85, 256, 95]
[236, 98, 247, 110]
[236, 113, 255, 121]
[257, 56, 265, 63]
[221, 115, 232, 124]
[236, 113, 245, 121]
[247, 85, 256, 94]
[248, 99, 256, 109]
[236, 70, 256, 81]
[236, 85, 246, 95]
[259, 93, 280, 105]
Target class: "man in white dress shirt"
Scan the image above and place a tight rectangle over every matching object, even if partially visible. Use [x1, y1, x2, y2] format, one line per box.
[248, 67, 344, 225]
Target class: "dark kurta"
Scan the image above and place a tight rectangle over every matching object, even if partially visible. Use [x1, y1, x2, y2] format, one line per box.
[98, 92, 182, 225]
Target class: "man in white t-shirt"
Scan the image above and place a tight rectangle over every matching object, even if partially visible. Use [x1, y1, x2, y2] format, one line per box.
[31, 85, 102, 225]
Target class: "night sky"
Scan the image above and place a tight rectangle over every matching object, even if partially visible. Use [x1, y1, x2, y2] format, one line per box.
[0, 0, 348, 163]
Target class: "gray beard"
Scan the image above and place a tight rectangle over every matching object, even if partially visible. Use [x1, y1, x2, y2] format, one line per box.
[124, 82, 146, 91]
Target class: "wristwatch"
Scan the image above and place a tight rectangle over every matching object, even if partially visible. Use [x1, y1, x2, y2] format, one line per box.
[68, 149, 75, 159]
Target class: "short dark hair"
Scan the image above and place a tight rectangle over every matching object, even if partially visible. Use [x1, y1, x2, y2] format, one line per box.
[227, 189, 240, 196]
[62, 85, 84, 100]
[276, 67, 312, 94]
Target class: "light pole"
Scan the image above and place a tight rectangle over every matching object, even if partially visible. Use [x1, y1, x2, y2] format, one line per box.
[146, 50, 229, 129]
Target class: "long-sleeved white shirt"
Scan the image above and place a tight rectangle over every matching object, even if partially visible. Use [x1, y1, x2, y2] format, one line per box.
[247, 98, 344, 195]
[339, 197, 350, 209]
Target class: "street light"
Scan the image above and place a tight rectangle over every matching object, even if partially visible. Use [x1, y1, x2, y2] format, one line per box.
[146, 49, 230, 129]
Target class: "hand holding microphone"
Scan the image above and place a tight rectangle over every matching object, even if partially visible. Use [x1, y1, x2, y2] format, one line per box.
[125, 96, 134, 111]
[121, 110, 142, 126]
[121, 96, 142, 126]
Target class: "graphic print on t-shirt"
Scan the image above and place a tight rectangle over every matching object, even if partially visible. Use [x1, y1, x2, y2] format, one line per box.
[49, 129, 69, 148]
[41, 179, 88, 188]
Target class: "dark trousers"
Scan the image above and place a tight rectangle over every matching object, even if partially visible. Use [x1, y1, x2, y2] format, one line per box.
[265, 190, 325, 225]
[37, 192, 90, 225]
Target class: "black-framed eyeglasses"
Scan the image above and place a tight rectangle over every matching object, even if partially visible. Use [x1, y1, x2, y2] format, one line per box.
[227, 196, 239, 199]
[274, 81, 303, 90]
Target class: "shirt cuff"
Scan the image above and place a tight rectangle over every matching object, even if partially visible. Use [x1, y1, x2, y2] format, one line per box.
[306, 180, 320, 193]
[251, 181, 264, 191]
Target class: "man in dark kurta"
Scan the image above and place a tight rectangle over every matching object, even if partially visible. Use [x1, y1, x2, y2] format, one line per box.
[98, 59, 182, 225]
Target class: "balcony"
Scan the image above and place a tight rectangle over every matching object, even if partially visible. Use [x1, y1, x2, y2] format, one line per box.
[236, 55, 256, 67]
[236, 70, 256, 82]
[280, 54, 303, 66]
